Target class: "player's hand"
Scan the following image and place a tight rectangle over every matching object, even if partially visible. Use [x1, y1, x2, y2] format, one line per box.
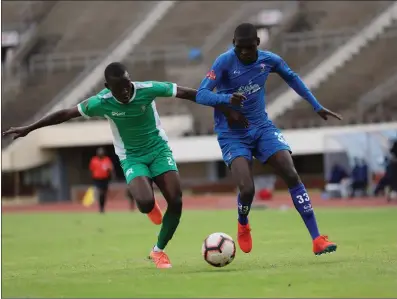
[317, 107, 342, 121]
[224, 109, 249, 128]
[2, 126, 31, 140]
[230, 93, 246, 107]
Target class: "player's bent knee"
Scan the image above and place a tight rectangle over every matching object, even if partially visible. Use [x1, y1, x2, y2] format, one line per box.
[135, 197, 155, 214]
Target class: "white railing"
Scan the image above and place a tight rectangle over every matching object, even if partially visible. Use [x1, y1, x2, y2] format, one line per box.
[281, 28, 357, 52]
[267, 22, 397, 102]
[25, 45, 191, 73]
[358, 73, 397, 114]
[29, 1, 176, 124]
[267, 1, 397, 120]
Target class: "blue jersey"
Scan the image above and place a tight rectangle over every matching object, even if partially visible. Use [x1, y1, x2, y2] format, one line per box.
[196, 49, 322, 133]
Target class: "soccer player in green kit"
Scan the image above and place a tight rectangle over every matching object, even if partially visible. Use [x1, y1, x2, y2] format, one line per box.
[3, 62, 248, 269]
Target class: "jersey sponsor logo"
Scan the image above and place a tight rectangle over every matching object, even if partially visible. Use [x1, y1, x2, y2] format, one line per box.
[135, 82, 153, 89]
[237, 83, 261, 95]
[126, 168, 134, 177]
[233, 70, 241, 75]
[112, 112, 126, 116]
[206, 70, 216, 80]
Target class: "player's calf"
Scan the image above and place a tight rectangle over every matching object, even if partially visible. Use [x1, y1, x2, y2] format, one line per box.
[155, 195, 182, 251]
[230, 157, 254, 253]
[269, 151, 338, 253]
[237, 189, 254, 253]
[135, 196, 163, 225]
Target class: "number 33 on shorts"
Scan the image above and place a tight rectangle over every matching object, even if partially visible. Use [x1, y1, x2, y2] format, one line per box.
[274, 132, 289, 146]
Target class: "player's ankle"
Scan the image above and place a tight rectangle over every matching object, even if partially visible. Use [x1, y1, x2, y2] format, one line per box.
[153, 245, 164, 252]
[238, 216, 249, 225]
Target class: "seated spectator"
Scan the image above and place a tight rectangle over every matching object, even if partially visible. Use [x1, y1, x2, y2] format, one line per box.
[350, 158, 369, 198]
[325, 164, 350, 198]
[387, 139, 397, 201]
[374, 156, 391, 196]
[188, 48, 202, 62]
[329, 164, 348, 184]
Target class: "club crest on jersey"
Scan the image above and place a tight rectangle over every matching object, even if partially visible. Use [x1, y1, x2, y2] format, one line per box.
[206, 70, 216, 80]
[141, 105, 146, 112]
[260, 63, 266, 73]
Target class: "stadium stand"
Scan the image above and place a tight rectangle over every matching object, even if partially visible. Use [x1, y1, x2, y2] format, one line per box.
[2, 1, 396, 136]
[275, 20, 397, 129]
[1, 1, 55, 31]
[2, 1, 152, 130]
[265, 1, 393, 100]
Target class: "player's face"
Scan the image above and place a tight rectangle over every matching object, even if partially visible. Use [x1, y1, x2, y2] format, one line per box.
[106, 71, 133, 103]
[233, 36, 259, 65]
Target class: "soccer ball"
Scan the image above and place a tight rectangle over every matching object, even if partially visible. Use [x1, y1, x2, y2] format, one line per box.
[202, 232, 236, 267]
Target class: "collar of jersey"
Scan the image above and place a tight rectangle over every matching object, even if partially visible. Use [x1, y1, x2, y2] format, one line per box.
[112, 81, 137, 104]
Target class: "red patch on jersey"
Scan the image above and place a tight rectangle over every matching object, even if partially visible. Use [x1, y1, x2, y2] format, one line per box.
[206, 70, 216, 80]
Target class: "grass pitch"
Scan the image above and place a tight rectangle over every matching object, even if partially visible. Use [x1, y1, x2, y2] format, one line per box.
[2, 208, 397, 298]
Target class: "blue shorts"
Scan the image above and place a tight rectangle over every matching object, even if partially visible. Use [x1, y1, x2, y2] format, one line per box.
[217, 124, 291, 167]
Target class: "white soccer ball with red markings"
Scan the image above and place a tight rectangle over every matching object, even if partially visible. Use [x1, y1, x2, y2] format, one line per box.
[202, 232, 236, 267]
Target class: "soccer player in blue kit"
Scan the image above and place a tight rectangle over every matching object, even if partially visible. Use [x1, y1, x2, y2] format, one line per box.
[196, 23, 342, 256]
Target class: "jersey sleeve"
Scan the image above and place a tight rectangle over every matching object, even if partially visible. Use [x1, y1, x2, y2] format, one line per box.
[149, 81, 177, 98]
[269, 52, 323, 112]
[77, 96, 105, 118]
[196, 55, 232, 106]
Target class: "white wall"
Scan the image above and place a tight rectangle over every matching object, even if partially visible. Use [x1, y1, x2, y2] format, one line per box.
[3, 121, 397, 172]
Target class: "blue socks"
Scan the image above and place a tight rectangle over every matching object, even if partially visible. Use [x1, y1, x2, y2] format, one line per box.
[236, 183, 320, 240]
[237, 194, 251, 225]
[289, 183, 320, 240]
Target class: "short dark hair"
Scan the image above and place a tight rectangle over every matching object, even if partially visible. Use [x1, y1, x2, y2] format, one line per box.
[234, 23, 258, 39]
[104, 62, 127, 82]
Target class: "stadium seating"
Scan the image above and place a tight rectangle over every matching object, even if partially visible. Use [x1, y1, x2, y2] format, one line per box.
[2, 1, 55, 31]
[3, 1, 396, 135]
[265, 1, 392, 100]
[275, 21, 397, 129]
[2, 1, 150, 129]
[78, 1, 256, 129]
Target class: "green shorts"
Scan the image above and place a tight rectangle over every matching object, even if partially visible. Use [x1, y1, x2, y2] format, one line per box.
[120, 145, 178, 183]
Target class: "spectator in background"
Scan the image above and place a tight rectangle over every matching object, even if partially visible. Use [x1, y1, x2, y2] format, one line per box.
[350, 158, 369, 198]
[374, 156, 391, 196]
[387, 139, 397, 201]
[325, 163, 349, 198]
[89, 147, 114, 213]
[329, 164, 348, 184]
[188, 48, 202, 63]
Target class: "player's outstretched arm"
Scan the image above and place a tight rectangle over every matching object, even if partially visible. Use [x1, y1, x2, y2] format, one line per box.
[2, 107, 81, 140]
[175, 86, 197, 101]
[271, 53, 342, 121]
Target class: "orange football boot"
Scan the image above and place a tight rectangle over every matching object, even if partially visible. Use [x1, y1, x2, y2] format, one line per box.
[313, 235, 337, 256]
[149, 250, 172, 269]
[238, 222, 252, 253]
[147, 201, 163, 225]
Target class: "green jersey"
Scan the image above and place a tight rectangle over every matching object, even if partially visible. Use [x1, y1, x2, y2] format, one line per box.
[77, 81, 177, 159]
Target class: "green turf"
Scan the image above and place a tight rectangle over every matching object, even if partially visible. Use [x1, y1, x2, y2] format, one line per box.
[2, 208, 397, 298]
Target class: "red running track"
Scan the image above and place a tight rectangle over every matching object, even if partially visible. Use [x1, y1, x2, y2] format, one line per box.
[2, 194, 396, 214]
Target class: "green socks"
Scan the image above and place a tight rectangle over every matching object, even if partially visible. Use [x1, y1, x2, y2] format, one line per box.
[156, 210, 181, 250]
